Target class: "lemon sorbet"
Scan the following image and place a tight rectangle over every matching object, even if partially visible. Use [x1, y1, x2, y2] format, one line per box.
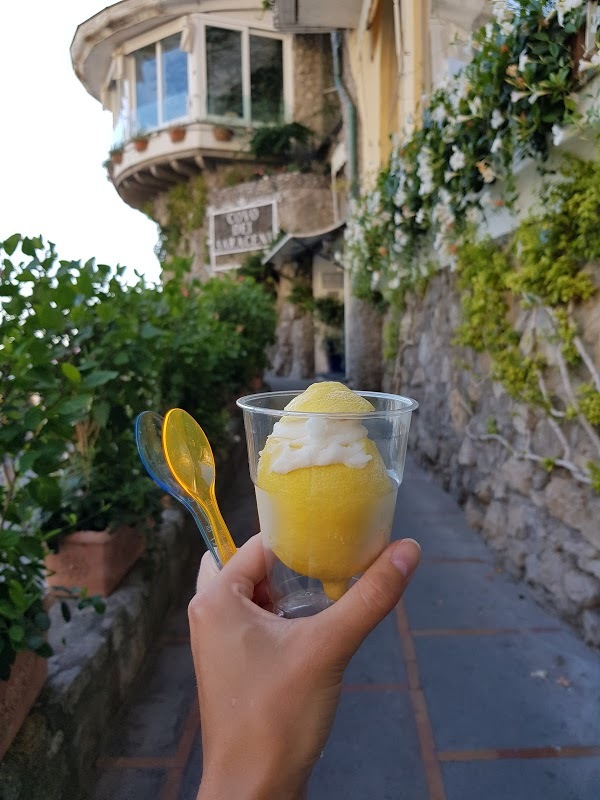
[256, 382, 396, 601]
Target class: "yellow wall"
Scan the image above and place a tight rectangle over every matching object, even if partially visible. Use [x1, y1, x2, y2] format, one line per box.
[346, 0, 429, 187]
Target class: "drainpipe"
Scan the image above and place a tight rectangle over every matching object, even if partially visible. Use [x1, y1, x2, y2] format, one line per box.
[331, 30, 358, 199]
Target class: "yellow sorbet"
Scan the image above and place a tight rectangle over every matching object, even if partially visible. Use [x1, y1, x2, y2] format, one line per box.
[256, 382, 394, 600]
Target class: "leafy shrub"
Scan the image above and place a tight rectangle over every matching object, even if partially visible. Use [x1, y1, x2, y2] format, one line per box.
[0, 234, 276, 678]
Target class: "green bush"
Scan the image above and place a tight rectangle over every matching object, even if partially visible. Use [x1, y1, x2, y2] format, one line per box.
[0, 234, 276, 679]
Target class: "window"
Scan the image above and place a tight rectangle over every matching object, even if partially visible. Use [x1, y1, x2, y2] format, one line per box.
[204, 25, 284, 125]
[133, 33, 188, 131]
[206, 27, 243, 118]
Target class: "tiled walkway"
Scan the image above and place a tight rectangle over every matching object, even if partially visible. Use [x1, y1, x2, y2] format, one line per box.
[92, 454, 600, 800]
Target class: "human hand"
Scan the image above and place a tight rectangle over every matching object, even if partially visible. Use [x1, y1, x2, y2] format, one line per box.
[189, 534, 421, 800]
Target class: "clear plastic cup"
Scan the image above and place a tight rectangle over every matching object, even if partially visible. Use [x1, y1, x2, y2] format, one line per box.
[236, 390, 418, 618]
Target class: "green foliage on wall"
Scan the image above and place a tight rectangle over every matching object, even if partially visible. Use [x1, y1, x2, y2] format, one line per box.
[156, 175, 207, 264]
[345, 0, 596, 307]
[454, 156, 600, 489]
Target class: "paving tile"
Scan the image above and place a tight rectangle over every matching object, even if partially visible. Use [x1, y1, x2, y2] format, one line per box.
[442, 757, 600, 800]
[309, 692, 428, 800]
[416, 631, 600, 751]
[397, 472, 463, 517]
[104, 643, 197, 758]
[344, 611, 407, 685]
[404, 561, 557, 631]
[93, 767, 166, 800]
[179, 729, 203, 800]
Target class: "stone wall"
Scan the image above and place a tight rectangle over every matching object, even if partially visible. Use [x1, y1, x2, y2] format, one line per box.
[387, 270, 600, 645]
[269, 263, 315, 379]
[293, 34, 338, 136]
[0, 512, 196, 800]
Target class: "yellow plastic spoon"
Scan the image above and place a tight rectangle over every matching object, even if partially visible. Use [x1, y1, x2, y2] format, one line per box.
[162, 408, 237, 566]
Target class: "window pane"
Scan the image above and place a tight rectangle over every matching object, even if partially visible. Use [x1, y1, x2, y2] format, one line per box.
[162, 33, 188, 122]
[134, 44, 158, 130]
[206, 27, 243, 119]
[250, 36, 283, 123]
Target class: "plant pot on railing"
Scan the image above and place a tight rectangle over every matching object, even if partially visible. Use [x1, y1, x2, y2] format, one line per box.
[132, 134, 150, 153]
[109, 146, 124, 165]
[45, 524, 147, 598]
[212, 125, 235, 143]
[169, 125, 187, 143]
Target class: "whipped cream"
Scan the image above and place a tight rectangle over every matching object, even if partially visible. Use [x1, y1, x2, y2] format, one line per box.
[264, 415, 373, 474]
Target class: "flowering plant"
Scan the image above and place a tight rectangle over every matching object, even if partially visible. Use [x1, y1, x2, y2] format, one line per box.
[345, 0, 597, 305]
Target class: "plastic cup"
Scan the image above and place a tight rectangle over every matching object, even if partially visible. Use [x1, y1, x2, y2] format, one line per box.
[236, 390, 418, 618]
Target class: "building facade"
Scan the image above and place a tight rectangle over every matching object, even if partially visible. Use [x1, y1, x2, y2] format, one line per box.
[72, 0, 347, 376]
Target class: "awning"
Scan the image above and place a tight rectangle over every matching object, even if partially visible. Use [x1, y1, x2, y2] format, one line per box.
[262, 222, 345, 266]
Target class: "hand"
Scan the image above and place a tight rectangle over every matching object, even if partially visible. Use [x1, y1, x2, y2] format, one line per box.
[189, 533, 421, 800]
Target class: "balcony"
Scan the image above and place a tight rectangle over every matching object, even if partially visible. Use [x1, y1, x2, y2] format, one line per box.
[107, 121, 255, 209]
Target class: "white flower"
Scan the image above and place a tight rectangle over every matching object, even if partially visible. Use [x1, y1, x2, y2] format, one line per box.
[439, 188, 452, 206]
[556, 0, 585, 27]
[511, 90, 528, 103]
[393, 188, 406, 208]
[468, 97, 482, 116]
[528, 90, 549, 104]
[394, 228, 409, 248]
[370, 271, 380, 290]
[499, 21, 515, 36]
[491, 109, 504, 130]
[394, 211, 403, 225]
[444, 170, 456, 183]
[449, 147, 466, 171]
[431, 104, 447, 125]
[518, 50, 530, 73]
[578, 51, 600, 72]
[490, 135, 503, 155]
[477, 162, 496, 184]
[415, 208, 426, 225]
[552, 124, 566, 147]
[417, 147, 435, 197]
[466, 205, 483, 226]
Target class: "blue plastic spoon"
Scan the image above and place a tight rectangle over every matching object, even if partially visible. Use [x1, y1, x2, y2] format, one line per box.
[135, 411, 220, 566]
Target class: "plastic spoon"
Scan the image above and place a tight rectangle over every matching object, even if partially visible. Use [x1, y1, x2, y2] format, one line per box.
[135, 411, 220, 566]
[162, 408, 237, 566]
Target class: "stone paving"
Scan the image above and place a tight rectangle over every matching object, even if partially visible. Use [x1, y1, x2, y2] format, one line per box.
[91, 442, 600, 800]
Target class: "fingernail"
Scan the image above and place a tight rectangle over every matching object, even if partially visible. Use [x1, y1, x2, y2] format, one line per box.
[391, 539, 421, 579]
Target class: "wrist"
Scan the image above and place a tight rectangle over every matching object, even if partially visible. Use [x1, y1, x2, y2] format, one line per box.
[198, 758, 308, 800]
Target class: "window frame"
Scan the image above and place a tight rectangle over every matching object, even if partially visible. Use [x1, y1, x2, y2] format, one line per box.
[198, 17, 288, 126]
[124, 20, 192, 135]
[121, 15, 291, 137]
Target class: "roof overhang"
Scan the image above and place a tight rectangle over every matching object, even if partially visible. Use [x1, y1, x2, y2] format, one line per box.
[71, 0, 268, 101]
[272, 0, 364, 31]
[262, 222, 345, 266]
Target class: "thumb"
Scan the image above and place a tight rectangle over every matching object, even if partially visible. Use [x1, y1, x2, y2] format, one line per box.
[317, 538, 421, 661]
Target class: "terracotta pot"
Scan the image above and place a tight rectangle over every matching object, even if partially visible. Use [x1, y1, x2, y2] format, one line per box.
[133, 137, 149, 152]
[0, 651, 47, 762]
[213, 125, 234, 142]
[169, 126, 186, 143]
[111, 150, 123, 165]
[45, 524, 146, 598]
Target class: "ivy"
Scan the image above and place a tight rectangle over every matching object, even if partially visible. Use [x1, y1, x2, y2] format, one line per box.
[155, 175, 207, 264]
[454, 155, 600, 490]
[345, 0, 597, 305]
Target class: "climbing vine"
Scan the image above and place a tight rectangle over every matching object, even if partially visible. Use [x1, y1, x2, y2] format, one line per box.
[345, 0, 599, 306]
[455, 156, 600, 490]
[154, 174, 207, 264]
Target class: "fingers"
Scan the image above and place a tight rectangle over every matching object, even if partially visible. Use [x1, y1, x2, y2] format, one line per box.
[219, 533, 267, 599]
[196, 549, 221, 594]
[317, 538, 421, 660]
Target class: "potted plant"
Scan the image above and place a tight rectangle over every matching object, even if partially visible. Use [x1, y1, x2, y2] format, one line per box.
[212, 124, 235, 142]
[109, 145, 124, 165]
[132, 131, 150, 152]
[169, 124, 187, 143]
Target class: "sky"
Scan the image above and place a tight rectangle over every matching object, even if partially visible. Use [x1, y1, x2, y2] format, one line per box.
[0, 1, 161, 283]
